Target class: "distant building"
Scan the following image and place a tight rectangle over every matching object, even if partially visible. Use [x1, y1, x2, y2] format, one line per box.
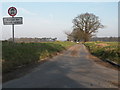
[8, 37, 57, 43]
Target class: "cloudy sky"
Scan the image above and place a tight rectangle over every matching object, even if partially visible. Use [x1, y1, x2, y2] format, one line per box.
[1, 0, 118, 40]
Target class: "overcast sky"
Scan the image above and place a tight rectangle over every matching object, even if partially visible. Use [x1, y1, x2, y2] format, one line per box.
[1, 1, 118, 40]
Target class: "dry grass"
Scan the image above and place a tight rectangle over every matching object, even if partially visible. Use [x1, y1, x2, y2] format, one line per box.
[96, 43, 109, 47]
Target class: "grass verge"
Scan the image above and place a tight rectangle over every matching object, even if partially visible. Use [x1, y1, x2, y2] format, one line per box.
[84, 41, 120, 64]
[2, 41, 75, 73]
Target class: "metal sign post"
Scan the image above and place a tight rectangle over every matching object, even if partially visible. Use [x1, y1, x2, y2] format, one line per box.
[12, 16, 14, 42]
[3, 7, 23, 43]
[8, 7, 17, 43]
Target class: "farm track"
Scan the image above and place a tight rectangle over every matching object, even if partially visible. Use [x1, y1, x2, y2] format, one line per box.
[3, 44, 119, 88]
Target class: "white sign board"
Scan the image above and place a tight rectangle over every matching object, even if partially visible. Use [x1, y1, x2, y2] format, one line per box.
[3, 17, 23, 25]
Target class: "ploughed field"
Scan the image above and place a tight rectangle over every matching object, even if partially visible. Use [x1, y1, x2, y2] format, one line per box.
[2, 41, 75, 73]
[84, 41, 120, 64]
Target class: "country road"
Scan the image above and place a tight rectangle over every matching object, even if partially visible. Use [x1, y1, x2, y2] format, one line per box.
[3, 44, 118, 88]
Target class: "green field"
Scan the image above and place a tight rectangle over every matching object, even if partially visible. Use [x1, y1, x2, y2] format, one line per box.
[84, 41, 120, 64]
[2, 41, 75, 73]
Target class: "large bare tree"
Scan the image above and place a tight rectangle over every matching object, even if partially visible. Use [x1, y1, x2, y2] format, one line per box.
[65, 29, 84, 42]
[72, 12, 104, 42]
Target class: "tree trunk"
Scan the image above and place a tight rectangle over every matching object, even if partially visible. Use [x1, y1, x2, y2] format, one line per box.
[84, 33, 90, 42]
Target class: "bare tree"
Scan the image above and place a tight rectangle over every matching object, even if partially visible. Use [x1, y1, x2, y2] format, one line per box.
[72, 12, 104, 42]
[70, 28, 84, 42]
[64, 31, 73, 41]
[64, 29, 84, 42]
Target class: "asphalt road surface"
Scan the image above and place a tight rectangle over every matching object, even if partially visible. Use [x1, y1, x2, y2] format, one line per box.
[3, 44, 118, 88]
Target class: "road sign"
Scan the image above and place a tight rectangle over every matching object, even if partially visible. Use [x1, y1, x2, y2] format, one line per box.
[3, 17, 23, 25]
[8, 7, 17, 16]
[3, 7, 23, 43]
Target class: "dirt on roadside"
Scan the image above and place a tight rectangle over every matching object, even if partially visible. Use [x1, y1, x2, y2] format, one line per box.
[70, 45, 80, 57]
[88, 54, 120, 71]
